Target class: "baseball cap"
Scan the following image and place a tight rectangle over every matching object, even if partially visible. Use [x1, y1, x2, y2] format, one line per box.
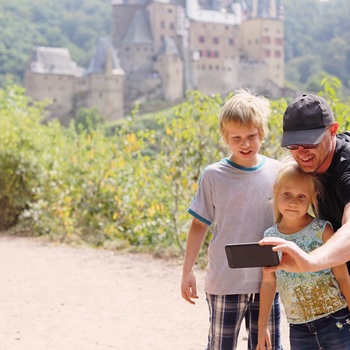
[281, 94, 335, 147]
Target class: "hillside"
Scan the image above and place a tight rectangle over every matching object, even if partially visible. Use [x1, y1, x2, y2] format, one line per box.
[1, 0, 350, 91]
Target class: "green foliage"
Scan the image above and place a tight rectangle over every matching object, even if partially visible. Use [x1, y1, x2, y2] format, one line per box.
[283, 0, 350, 90]
[74, 107, 106, 133]
[0, 81, 349, 256]
[0, 0, 112, 85]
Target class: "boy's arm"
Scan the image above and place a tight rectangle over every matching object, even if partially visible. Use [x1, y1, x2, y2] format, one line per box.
[323, 223, 350, 308]
[181, 217, 208, 304]
[257, 270, 277, 350]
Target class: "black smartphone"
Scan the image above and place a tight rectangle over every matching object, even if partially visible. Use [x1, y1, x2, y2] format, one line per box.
[225, 242, 280, 268]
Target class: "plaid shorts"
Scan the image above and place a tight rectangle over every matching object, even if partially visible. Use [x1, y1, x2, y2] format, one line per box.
[205, 293, 282, 350]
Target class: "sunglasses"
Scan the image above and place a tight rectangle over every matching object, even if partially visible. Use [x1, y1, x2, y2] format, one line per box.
[285, 144, 319, 150]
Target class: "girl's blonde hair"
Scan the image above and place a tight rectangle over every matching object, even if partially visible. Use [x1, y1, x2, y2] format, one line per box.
[273, 157, 322, 223]
[218, 88, 270, 145]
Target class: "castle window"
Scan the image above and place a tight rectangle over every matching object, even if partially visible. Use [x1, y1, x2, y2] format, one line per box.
[275, 50, 282, 58]
[199, 35, 205, 43]
[161, 21, 165, 29]
[207, 50, 211, 57]
[168, 8, 173, 13]
[213, 51, 219, 58]
[209, 65, 212, 70]
[265, 49, 271, 57]
[213, 37, 219, 44]
[262, 36, 271, 44]
[99, 92, 103, 98]
[170, 22, 174, 30]
[229, 38, 235, 46]
[275, 38, 283, 45]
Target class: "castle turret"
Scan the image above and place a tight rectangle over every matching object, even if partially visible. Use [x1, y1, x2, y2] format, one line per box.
[84, 38, 125, 121]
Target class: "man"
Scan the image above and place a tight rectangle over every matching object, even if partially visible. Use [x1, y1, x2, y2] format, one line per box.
[260, 94, 350, 273]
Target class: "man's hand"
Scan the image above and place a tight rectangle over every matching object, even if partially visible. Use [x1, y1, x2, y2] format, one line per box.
[259, 237, 314, 273]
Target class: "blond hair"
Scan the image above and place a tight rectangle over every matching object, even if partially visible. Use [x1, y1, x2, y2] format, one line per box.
[218, 88, 270, 145]
[273, 157, 322, 224]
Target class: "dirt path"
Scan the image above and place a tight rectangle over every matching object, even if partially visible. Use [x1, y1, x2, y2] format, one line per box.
[0, 235, 290, 350]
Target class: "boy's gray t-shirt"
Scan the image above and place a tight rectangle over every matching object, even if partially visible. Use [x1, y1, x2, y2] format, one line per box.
[188, 156, 280, 295]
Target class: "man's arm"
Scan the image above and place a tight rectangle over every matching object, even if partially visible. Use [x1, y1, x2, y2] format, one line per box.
[260, 203, 350, 273]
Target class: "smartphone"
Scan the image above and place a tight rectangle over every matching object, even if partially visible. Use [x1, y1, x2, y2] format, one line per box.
[225, 242, 280, 268]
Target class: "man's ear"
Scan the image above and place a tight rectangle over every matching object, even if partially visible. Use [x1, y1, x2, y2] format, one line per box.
[330, 122, 339, 136]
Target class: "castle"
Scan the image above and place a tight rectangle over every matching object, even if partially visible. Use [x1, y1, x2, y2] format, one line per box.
[24, 0, 284, 124]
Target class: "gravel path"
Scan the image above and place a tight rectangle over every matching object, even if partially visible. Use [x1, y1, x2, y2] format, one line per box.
[0, 235, 290, 349]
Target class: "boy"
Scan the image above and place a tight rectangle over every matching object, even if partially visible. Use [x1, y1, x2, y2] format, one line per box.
[181, 89, 282, 350]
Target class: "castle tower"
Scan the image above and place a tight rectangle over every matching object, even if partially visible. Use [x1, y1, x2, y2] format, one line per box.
[24, 46, 84, 125]
[154, 37, 184, 101]
[84, 38, 125, 121]
[240, 0, 284, 91]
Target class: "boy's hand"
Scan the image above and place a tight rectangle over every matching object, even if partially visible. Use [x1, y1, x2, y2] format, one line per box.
[181, 270, 199, 304]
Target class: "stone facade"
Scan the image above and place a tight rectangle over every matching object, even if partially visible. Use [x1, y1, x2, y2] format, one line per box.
[24, 38, 124, 125]
[24, 0, 285, 123]
[113, 0, 285, 109]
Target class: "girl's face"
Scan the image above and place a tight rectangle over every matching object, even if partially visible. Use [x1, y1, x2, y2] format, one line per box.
[226, 122, 262, 168]
[277, 178, 312, 221]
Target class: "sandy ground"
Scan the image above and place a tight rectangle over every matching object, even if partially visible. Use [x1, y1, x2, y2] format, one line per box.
[0, 235, 290, 350]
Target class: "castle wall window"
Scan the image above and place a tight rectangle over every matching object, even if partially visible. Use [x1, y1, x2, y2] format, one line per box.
[265, 49, 271, 57]
[207, 50, 211, 57]
[262, 36, 271, 44]
[229, 38, 235, 46]
[275, 50, 282, 58]
[275, 38, 283, 45]
[170, 22, 174, 30]
[213, 37, 219, 44]
[199, 35, 205, 43]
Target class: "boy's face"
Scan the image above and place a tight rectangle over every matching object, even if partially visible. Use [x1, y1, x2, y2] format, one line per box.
[226, 122, 263, 168]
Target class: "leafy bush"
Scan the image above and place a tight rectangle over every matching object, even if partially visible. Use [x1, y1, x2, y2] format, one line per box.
[0, 79, 348, 256]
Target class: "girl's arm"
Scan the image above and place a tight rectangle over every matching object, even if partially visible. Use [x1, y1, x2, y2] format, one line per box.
[257, 270, 277, 350]
[323, 223, 350, 309]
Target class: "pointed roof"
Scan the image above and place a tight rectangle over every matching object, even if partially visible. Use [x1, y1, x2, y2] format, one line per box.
[159, 37, 180, 56]
[123, 9, 153, 45]
[86, 37, 123, 75]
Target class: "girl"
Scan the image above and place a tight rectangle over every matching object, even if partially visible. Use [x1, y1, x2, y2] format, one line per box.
[257, 158, 350, 350]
